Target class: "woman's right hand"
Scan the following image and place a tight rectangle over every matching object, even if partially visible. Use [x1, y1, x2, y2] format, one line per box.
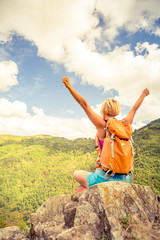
[142, 88, 150, 96]
[62, 76, 70, 88]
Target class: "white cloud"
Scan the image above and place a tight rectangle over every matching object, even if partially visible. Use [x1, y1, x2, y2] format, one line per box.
[0, 47, 10, 60]
[96, 0, 160, 40]
[0, 98, 30, 118]
[0, 98, 96, 139]
[64, 109, 74, 115]
[0, 0, 98, 60]
[0, 1, 160, 93]
[64, 41, 160, 121]
[1, 0, 160, 47]
[0, 0, 160, 137]
[0, 97, 158, 139]
[0, 61, 19, 92]
[133, 95, 160, 123]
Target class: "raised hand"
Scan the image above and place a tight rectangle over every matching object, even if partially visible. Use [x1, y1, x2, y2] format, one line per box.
[62, 76, 70, 88]
[142, 88, 150, 96]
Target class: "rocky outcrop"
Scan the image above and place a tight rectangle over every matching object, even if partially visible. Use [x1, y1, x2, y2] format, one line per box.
[0, 226, 28, 240]
[1, 182, 159, 240]
[29, 182, 160, 240]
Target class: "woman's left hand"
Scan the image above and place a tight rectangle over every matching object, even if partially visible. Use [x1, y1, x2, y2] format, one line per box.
[62, 76, 70, 88]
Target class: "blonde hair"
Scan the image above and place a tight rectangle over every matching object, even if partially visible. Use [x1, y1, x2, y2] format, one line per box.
[101, 98, 121, 117]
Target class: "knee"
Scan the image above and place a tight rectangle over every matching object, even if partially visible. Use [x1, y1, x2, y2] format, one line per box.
[73, 170, 80, 180]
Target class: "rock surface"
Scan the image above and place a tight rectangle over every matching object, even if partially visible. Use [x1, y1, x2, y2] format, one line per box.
[29, 182, 160, 240]
[0, 226, 28, 240]
[0, 182, 160, 240]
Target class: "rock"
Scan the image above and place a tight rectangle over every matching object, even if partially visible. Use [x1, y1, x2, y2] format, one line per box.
[1, 182, 159, 239]
[0, 226, 28, 240]
[29, 182, 160, 240]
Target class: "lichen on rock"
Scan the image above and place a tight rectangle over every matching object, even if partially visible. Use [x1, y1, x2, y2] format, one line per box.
[29, 182, 159, 240]
[1, 182, 159, 240]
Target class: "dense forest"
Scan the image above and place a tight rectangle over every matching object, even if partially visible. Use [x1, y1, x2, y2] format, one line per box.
[0, 118, 160, 233]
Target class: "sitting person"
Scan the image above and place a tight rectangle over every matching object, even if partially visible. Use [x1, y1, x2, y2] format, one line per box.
[62, 76, 150, 189]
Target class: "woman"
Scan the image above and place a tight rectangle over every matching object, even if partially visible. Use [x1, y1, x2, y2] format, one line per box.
[62, 76, 150, 189]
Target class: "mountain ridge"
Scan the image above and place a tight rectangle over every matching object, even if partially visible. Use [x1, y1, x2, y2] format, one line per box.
[0, 118, 159, 232]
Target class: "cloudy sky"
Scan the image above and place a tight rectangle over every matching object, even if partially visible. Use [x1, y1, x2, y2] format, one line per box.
[0, 0, 160, 139]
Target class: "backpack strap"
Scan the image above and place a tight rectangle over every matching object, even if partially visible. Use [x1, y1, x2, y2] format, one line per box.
[95, 133, 102, 156]
[104, 170, 115, 180]
[95, 119, 109, 156]
[130, 171, 134, 183]
[110, 133, 115, 158]
[129, 137, 135, 157]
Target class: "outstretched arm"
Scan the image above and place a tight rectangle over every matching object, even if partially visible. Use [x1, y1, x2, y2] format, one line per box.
[62, 76, 105, 128]
[124, 88, 150, 124]
[62, 76, 88, 109]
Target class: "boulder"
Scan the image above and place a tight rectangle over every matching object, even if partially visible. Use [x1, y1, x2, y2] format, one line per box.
[0, 226, 28, 240]
[29, 182, 160, 240]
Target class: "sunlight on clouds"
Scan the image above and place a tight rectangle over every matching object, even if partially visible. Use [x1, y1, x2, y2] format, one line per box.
[96, 0, 160, 40]
[0, 100, 96, 139]
[1, 0, 160, 48]
[0, 0, 98, 61]
[0, 98, 30, 118]
[0, 0, 160, 137]
[64, 109, 74, 115]
[91, 103, 102, 115]
[0, 98, 151, 138]
[133, 96, 160, 122]
[0, 97, 93, 139]
[0, 1, 160, 95]
[69, 41, 160, 122]
[0, 61, 18, 92]
[63, 41, 160, 122]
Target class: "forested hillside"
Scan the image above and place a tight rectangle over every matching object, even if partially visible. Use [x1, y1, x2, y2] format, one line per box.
[0, 118, 159, 233]
[132, 118, 160, 195]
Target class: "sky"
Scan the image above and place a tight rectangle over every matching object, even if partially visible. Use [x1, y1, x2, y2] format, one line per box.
[0, 0, 160, 139]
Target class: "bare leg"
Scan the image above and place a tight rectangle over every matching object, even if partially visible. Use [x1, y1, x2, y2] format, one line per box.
[73, 170, 91, 188]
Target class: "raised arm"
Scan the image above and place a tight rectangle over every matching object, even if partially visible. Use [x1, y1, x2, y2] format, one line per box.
[62, 76, 105, 128]
[124, 88, 150, 124]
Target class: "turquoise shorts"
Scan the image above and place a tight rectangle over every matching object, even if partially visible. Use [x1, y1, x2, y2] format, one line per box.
[87, 169, 130, 187]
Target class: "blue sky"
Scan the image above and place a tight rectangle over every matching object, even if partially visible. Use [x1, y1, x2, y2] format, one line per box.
[0, 0, 160, 139]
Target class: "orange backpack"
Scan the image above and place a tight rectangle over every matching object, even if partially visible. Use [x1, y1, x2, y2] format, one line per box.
[95, 118, 134, 179]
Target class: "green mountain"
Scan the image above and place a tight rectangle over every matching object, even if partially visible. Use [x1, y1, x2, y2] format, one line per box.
[0, 118, 159, 232]
[132, 118, 160, 195]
